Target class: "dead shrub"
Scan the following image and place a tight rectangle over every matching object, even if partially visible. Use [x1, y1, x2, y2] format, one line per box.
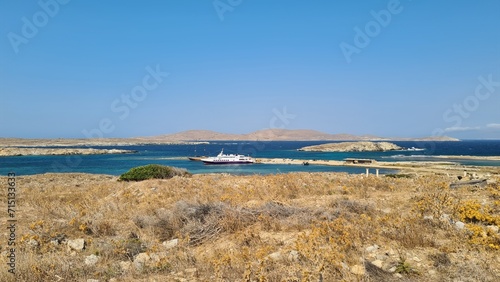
[383, 217, 437, 249]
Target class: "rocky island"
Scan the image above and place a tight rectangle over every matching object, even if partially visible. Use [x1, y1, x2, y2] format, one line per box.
[298, 141, 402, 152]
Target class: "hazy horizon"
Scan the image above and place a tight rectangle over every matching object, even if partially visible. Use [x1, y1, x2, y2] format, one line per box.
[1, 1, 499, 139]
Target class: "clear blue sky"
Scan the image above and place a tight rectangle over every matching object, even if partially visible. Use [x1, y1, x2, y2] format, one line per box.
[1, 0, 499, 139]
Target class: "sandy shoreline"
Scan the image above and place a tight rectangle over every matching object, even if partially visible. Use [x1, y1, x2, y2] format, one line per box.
[256, 157, 500, 176]
[429, 155, 500, 161]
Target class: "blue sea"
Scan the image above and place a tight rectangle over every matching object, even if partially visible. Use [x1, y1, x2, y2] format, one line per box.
[1, 141, 499, 176]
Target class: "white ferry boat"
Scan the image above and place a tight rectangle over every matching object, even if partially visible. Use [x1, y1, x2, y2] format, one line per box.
[201, 149, 254, 164]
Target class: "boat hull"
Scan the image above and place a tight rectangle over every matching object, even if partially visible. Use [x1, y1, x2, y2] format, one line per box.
[188, 156, 206, 161]
[201, 160, 254, 165]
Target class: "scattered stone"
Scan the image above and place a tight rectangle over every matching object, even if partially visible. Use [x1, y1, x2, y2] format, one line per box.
[423, 215, 434, 221]
[388, 266, 397, 273]
[149, 252, 167, 263]
[371, 259, 384, 268]
[365, 244, 379, 253]
[394, 273, 403, 278]
[455, 221, 465, 230]
[381, 208, 391, 214]
[351, 264, 365, 276]
[440, 214, 451, 224]
[185, 268, 198, 276]
[429, 270, 436, 275]
[134, 252, 151, 269]
[412, 256, 421, 262]
[67, 239, 85, 251]
[87, 279, 99, 282]
[163, 238, 179, 249]
[486, 225, 499, 234]
[27, 239, 39, 248]
[119, 261, 132, 272]
[288, 250, 300, 261]
[268, 251, 283, 261]
[85, 254, 99, 266]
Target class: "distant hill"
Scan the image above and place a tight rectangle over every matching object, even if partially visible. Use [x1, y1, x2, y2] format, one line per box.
[0, 130, 459, 147]
[151, 129, 459, 142]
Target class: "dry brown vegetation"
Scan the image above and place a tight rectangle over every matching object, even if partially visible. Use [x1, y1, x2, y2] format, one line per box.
[1, 172, 500, 281]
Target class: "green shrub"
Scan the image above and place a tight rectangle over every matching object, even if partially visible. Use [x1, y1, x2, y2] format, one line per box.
[119, 164, 191, 181]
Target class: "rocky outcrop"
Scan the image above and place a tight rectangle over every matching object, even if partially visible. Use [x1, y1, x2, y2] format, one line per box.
[0, 147, 137, 157]
[298, 141, 402, 152]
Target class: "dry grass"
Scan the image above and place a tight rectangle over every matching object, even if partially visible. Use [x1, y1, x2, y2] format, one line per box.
[1, 172, 499, 281]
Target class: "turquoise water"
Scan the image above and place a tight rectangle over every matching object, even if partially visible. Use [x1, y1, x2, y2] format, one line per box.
[1, 141, 499, 176]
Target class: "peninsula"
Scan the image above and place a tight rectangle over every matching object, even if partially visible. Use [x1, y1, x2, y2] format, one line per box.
[0, 147, 136, 157]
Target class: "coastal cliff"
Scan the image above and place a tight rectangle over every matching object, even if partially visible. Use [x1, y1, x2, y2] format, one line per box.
[298, 141, 402, 152]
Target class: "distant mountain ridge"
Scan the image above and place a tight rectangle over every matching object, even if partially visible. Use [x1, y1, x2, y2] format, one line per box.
[152, 129, 459, 142]
[0, 129, 460, 147]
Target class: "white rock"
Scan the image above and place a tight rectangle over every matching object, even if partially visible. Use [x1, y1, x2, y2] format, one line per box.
[85, 254, 99, 266]
[288, 250, 300, 261]
[365, 244, 379, 253]
[27, 239, 39, 248]
[67, 239, 85, 251]
[371, 260, 384, 268]
[423, 215, 434, 220]
[394, 273, 403, 278]
[134, 252, 151, 269]
[388, 266, 397, 273]
[268, 251, 283, 261]
[429, 270, 436, 275]
[351, 264, 365, 275]
[87, 279, 99, 282]
[412, 256, 421, 262]
[486, 225, 499, 234]
[440, 213, 452, 224]
[455, 221, 465, 230]
[163, 238, 179, 249]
